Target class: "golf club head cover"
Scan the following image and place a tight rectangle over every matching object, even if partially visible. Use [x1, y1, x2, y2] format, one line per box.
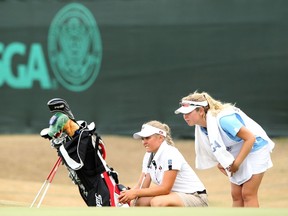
[47, 98, 75, 120]
[40, 128, 52, 140]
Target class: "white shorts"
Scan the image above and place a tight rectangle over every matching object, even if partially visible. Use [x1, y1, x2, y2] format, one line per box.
[230, 144, 273, 185]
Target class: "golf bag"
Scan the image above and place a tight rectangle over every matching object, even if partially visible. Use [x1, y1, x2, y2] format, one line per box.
[42, 98, 129, 207]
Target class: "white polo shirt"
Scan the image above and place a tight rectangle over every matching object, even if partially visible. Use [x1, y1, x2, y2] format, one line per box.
[142, 141, 206, 193]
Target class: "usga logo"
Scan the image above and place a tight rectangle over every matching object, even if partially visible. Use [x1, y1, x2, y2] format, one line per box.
[0, 3, 102, 92]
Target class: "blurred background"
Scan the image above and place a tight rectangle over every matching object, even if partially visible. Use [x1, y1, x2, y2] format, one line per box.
[1, 0, 287, 138]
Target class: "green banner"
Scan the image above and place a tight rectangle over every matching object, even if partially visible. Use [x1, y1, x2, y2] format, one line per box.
[0, 0, 287, 137]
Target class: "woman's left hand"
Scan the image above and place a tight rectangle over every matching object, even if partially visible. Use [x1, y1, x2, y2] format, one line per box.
[228, 161, 239, 174]
[118, 189, 137, 204]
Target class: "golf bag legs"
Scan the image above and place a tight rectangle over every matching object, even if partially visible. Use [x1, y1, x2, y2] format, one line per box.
[30, 157, 62, 208]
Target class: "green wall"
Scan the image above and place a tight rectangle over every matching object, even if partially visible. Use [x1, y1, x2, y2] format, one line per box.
[0, 0, 287, 137]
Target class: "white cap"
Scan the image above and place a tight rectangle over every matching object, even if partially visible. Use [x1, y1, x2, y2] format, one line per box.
[133, 124, 167, 139]
[174, 100, 208, 114]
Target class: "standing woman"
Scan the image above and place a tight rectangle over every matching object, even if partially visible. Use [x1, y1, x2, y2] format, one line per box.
[174, 91, 275, 207]
[118, 120, 208, 207]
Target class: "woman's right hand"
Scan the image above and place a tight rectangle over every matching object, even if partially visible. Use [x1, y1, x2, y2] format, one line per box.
[217, 163, 228, 176]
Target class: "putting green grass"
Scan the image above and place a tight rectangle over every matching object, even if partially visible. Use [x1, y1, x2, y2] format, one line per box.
[1, 207, 288, 216]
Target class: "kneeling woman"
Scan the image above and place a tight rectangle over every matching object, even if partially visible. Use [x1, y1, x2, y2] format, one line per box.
[118, 120, 208, 207]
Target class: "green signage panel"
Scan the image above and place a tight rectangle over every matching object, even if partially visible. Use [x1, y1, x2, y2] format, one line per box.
[0, 0, 287, 137]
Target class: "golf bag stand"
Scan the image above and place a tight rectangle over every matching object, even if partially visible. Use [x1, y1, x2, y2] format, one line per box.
[30, 156, 62, 208]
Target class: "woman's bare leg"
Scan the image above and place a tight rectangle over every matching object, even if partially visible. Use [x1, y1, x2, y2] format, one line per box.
[231, 183, 244, 207]
[242, 172, 264, 207]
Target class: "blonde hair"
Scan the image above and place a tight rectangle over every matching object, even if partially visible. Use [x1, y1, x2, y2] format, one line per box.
[181, 90, 234, 116]
[145, 120, 175, 146]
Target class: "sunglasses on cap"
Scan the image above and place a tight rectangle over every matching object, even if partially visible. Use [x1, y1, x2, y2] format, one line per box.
[179, 102, 198, 107]
[179, 100, 208, 107]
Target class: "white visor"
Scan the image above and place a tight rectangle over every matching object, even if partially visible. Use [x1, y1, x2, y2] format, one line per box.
[133, 124, 167, 139]
[174, 100, 208, 114]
